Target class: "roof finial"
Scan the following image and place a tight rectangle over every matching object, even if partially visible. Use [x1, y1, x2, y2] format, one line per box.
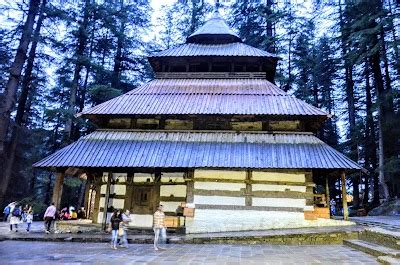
[215, 0, 220, 13]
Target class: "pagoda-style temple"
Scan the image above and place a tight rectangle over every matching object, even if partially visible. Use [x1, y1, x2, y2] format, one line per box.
[34, 11, 360, 233]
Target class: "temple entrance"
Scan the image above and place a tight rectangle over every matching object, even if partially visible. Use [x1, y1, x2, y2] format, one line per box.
[86, 185, 96, 219]
[130, 185, 159, 214]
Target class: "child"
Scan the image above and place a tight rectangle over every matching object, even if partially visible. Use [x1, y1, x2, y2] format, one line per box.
[26, 210, 33, 233]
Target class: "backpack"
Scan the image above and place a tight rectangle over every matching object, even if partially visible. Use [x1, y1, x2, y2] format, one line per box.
[3, 206, 10, 214]
[12, 207, 21, 217]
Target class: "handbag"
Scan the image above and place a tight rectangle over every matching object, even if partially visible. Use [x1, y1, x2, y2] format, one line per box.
[118, 227, 124, 236]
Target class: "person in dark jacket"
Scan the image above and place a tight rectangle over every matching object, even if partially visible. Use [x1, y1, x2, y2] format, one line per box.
[109, 209, 122, 250]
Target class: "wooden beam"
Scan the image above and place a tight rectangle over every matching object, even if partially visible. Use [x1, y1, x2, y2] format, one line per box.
[102, 172, 112, 230]
[186, 170, 194, 204]
[245, 170, 252, 206]
[326, 176, 331, 216]
[52, 171, 65, 209]
[341, 171, 349, 221]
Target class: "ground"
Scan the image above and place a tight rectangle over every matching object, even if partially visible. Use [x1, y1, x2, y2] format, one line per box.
[0, 241, 378, 264]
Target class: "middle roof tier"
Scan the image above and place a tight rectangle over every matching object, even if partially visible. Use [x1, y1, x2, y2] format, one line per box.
[79, 79, 328, 118]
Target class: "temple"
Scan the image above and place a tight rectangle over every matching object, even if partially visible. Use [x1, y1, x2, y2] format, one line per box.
[34, 11, 360, 233]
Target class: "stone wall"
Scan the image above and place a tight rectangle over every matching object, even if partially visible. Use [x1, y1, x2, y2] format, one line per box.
[185, 169, 353, 234]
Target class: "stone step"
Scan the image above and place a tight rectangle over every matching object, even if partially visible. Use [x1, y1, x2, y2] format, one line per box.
[377, 256, 400, 265]
[361, 229, 400, 250]
[344, 239, 400, 258]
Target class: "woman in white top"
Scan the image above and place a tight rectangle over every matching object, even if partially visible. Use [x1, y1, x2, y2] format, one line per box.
[9, 205, 21, 232]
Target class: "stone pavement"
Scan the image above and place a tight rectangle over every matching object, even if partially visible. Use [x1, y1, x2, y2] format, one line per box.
[350, 216, 400, 232]
[0, 241, 379, 264]
[0, 221, 363, 245]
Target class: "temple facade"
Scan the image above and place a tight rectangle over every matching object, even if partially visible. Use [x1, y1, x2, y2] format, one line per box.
[34, 11, 360, 233]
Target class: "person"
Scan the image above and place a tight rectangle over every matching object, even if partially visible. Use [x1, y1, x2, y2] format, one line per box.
[21, 204, 31, 223]
[3, 202, 13, 222]
[120, 209, 131, 248]
[109, 209, 122, 250]
[330, 199, 336, 216]
[71, 209, 77, 220]
[26, 210, 33, 233]
[43, 202, 56, 234]
[77, 207, 86, 219]
[153, 205, 166, 251]
[9, 204, 21, 232]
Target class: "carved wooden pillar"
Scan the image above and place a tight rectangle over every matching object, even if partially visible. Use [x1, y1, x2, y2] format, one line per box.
[52, 171, 65, 209]
[245, 170, 252, 206]
[185, 170, 194, 204]
[102, 172, 112, 230]
[341, 171, 349, 221]
[326, 176, 331, 216]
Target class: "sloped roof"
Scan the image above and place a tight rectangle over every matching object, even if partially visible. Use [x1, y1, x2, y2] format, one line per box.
[33, 130, 361, 170]
[79, 79, 328, 117]
[187, 11, 241, 43]
[150, 42, 279, 58]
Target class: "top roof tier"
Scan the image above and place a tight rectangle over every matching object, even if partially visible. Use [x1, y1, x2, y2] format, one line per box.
[186, 11, 242, 44]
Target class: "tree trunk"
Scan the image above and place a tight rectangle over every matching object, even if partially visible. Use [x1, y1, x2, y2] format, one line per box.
[77, 179, 87, 208]
[0, 0, 47, 208]
[369, 37, 390, 199]
[364, 60, 378, 205]
[0, 0, 40, 206]
[388, 2, 400, 77]
[339, 1, 359, 207]
[64, 0, 90, 143]
[45, 173, 53, 205]
[111, 0, 125, 90]
[266, 0, 275, 53]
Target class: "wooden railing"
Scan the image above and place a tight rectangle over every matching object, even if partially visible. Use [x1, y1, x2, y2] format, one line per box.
[155, 72, 267, 79]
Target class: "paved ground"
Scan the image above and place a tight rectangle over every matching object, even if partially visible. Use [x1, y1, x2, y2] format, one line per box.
[350, 216, 400, 226]
[0, 221, 364, 244]
[0, 241, 379, 264]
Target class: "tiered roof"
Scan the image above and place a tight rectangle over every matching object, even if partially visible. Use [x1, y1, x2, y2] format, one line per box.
[34, 130, 360, 169]
[34, 10, 360, 171]
[80, 79, 328, 117]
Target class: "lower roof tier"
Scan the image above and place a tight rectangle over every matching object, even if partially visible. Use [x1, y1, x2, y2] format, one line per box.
[34, 130, 360, 170]
[79, 79, 329, 118]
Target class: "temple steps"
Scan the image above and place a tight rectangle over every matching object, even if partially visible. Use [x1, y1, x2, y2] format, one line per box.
[344, 235, 400, 265]
[343, 239, 400, 258]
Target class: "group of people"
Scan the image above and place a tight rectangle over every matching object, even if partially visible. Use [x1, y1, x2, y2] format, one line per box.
[4, 201, 167, 250]
[2, 201, 82, 234]
[108, 204, 166, 251]
[3, 202, 34, 233]
[59, 206, 86, 220]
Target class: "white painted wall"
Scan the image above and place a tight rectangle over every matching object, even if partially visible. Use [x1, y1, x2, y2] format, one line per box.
[100, 184, 107, 194]
[161, 172, 185, 183]
[111, 184, 126, 195]
[252, 171, 305, 183]
[185, 209, 354, 233]
[159, 201, 182, 213]
[109, 198, 125, 209]
[129, 214, 153, 228]
[252, 184, 306, 193]
[134, 173, 154, 183]
[194, 182, 246, 191]
[252, 198, 306, 208]
[195, 170, 246, 180]
[193, 195, 245, 206]
[160, 185, 187, 197]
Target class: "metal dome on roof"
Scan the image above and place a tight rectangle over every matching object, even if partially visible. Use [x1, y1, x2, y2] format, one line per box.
[186, 10, 242, 44]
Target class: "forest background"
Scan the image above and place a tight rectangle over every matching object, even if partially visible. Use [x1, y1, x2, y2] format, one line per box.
[0, 0, 399, 215]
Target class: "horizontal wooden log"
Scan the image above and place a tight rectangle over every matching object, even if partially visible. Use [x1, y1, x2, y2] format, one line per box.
[195, 204, 304, 212]
[159, 196, 186, 202]
[193, 189, 313, 199]
[100, 194, 126, 199]
[194, 178, 307, 186]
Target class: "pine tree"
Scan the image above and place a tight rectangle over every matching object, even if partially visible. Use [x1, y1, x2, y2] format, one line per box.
[0, 0, 41, 206]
